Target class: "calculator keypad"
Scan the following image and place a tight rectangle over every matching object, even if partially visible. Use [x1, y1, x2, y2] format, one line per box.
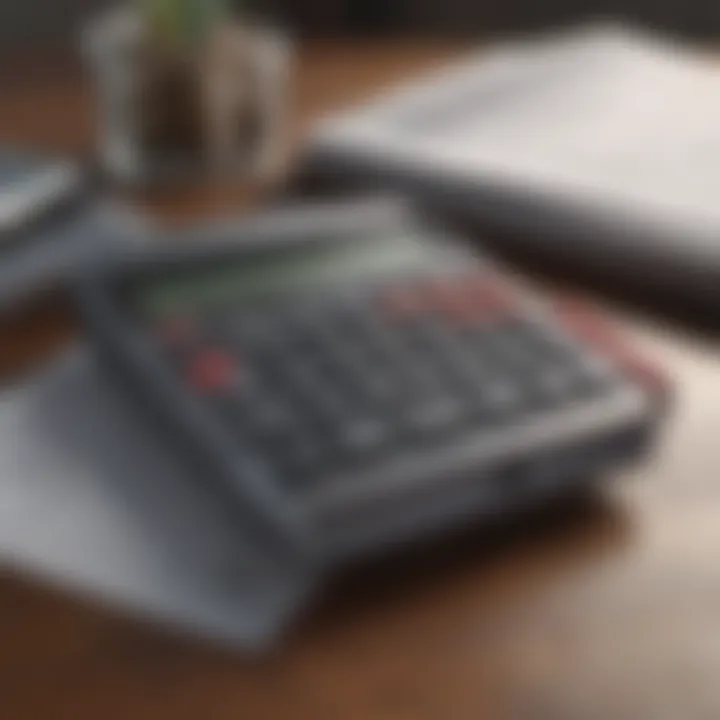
[150, 271, 618, 492]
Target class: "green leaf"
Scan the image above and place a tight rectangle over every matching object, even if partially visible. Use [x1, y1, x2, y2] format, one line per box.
[138, 0, 232, 47]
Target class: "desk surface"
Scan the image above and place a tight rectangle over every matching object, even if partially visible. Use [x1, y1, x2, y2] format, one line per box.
[3, 42, 720, 720]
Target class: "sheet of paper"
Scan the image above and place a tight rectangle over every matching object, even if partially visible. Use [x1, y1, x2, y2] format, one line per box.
[312, 25, 720, 244]
[0, 351, 311, 650]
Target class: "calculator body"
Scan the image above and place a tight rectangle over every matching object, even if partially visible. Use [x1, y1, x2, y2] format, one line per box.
[75, 201, 665, 564]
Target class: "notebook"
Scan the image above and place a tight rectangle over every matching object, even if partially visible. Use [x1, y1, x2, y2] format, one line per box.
[302, 24, 720, 311]
[0, 149, 151, 309]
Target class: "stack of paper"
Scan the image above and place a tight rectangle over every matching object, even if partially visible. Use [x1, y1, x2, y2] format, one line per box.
[305, 25, 720, 306]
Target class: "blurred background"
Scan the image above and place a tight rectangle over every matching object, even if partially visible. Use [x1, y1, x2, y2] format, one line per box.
[5, 0, 720, 48]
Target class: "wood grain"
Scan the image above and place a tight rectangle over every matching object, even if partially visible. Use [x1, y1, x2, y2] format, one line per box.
[2, 40, 720, 720]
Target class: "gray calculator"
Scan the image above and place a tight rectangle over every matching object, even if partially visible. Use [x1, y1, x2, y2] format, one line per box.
[75, 201, 666, 563]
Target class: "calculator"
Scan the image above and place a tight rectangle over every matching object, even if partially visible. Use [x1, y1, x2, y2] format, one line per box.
[76, 201, 667, 563]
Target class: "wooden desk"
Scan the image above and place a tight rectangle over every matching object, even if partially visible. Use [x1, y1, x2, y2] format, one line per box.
[2, 42, 720, 720]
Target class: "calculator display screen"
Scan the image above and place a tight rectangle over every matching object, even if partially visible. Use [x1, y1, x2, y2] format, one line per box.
[135, 234, 437, 316]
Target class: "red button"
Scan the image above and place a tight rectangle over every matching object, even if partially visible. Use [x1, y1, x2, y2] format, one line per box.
[553, 297, 671, 404]
[187, 350, 237, 392]
[381, 286, 427, 318]
[427, 279, 468, 315]
[452, 275, 515, 323]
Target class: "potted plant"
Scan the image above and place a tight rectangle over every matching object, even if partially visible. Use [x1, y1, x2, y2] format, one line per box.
[84, 0, 290, 186]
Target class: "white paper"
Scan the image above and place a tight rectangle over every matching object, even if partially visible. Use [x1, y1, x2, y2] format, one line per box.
[311, 25, 720, 254]
[0, 351, 311, 650]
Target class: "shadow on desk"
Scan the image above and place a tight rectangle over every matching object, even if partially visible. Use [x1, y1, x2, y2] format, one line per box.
[300, 486, 632, 642]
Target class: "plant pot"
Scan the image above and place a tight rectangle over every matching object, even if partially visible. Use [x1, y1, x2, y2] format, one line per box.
[83, 8, 291, 187]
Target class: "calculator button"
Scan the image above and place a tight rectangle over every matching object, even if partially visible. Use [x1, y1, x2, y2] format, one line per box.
[356, 369, 403, 406]
[407, 316, 489, 387]
[214, 389, 330, 486]
[224, 310, 288, 353]
[477, 379, 523, 417]
[450, 275, 515, 324]
[337, 416, 391, 454]
[406, 397, 465, 434]
[352, 315, 443, 388]
[381, 285, 428, 319]
[280, 433, 329, 482]
[276, 357, 330, 398]
[187, 350, 237, 393]
[158, 316, 196, 346]
[527, 368, 579, 407]
[426, 279, 471, 316]
[247, 398, 298, 438]
[484, 324, 532, 359]
[214, 389, 285, 437]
